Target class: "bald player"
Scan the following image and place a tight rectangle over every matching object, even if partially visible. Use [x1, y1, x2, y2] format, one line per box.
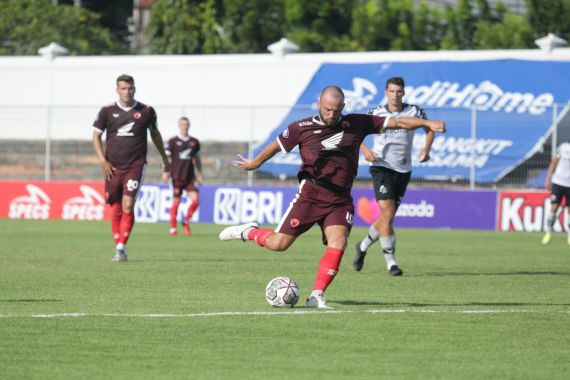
[219, 86, 446, 308]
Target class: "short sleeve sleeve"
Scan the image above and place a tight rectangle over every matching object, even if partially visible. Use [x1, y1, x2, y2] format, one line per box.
[418, 106, 427, 120]
[276, 123, 300, 153]
[93, 107, 107, 132]
[363, 114, 390, 135]
[194, 139, 201, 155]
[148, 107, 158, 130]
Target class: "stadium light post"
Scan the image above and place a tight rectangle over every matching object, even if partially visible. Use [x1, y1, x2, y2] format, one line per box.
[38, 42, 68, 181]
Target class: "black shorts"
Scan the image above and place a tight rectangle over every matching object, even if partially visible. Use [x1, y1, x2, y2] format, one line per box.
[550, 183, 570, 205]
[370, 166, 411, 205]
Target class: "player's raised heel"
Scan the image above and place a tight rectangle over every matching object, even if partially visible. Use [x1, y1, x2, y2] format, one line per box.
[353, 242, 367, 272]
[305, 295, 333, 309]
[541, 233, 551, 245]
[219, 221, 260, 241]
[112, 249, 128, 262]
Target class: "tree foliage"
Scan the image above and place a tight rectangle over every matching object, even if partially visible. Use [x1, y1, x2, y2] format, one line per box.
[3, 0, 566, 56]
[0, 0, 126, 55]
[525, 0, 570, 42]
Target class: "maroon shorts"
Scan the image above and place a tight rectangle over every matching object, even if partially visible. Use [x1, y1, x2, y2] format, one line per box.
[275, 180, 354, 243]
[172, 179, 199, 197]
[105, 162, 146, 204]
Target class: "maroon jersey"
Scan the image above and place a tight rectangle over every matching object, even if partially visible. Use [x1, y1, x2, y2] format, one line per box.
[93, 102, 157, 169]
[165, 135, 201, 181]
[277, 114, 389, 192]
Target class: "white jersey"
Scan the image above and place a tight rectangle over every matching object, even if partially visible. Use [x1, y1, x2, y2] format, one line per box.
[367, 103, 427, 173]
[552, 142, 570, 187]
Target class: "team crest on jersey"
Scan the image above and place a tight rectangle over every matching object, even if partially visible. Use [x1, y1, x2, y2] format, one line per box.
[341, 120, 350, 128]
[321, 132, 344, 150]
[133, 112, 141, 120]
[290, 218, 300, 228]
[283, 128, 289, 138]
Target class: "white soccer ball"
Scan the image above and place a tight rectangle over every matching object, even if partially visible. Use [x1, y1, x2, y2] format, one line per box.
[265, 277, 301, 308]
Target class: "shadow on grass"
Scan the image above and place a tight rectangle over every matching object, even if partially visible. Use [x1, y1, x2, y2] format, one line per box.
[0, 299, 63, 303]
[415, 271, 570, 277]
[334, 300, 570, 307]
[128, 257, 302, 263]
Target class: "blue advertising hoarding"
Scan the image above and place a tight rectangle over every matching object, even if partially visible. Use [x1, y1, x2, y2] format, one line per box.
[135, 183, 497, 230]
[252, 60, 570, 183]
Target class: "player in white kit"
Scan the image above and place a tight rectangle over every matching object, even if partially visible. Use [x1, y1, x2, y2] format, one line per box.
[542, 141, 570, 245]
[354, 77, 435, 275]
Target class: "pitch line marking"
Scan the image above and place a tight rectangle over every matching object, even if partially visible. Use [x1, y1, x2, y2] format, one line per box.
[0, 309, 567, 318]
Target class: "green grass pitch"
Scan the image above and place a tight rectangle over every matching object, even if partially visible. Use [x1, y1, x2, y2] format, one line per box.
[1, 219, 569, 379]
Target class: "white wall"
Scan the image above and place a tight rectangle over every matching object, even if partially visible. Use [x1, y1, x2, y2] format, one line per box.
[1, 48, 570, 141]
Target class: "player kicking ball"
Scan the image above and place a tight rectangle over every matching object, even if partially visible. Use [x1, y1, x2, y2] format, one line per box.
[542, 140, 570, 245]
[163, 117, 203, 236]
[354, 77, 434, 276]
[219, 86, 446, 308]
[92, 75, 170, 261]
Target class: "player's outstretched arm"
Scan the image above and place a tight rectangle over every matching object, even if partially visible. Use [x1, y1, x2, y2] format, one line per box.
[389, 117, 446, 133]
[92, 130, 114, 180]
[150, 128, 171, 173]
[234, 141, 281, 171]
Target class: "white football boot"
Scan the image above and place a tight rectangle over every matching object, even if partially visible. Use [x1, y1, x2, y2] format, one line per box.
[112, 248, 128, 262]
[305, 294, 333, 309]
[218, 221, 260, 241]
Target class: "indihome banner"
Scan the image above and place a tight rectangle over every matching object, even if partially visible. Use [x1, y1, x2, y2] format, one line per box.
[251, 60, 570, 183]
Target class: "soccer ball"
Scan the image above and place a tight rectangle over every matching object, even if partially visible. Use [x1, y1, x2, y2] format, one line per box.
[265, 277, 301, 308]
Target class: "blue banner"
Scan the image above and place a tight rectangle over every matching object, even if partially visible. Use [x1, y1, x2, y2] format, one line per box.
[254, 60, 570, 183]
[133, 183, 497, 230]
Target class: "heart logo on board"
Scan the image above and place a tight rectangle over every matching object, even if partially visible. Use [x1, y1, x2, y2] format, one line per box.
[356, 197, 380, 224]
